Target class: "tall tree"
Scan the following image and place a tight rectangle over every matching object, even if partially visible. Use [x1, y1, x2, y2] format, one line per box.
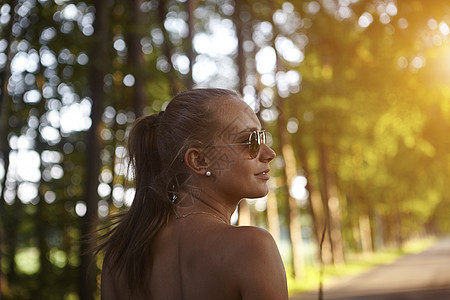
[157, 0, 180, 96]
[79, 0, 110, 298]
[271, 1, 307, 279]
[185, 0, 196, 89]
[126, 0, 146, 117]
[0, 1, 16, 294]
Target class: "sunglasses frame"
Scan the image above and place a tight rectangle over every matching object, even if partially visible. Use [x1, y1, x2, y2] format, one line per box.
[214, 130, 266, 159]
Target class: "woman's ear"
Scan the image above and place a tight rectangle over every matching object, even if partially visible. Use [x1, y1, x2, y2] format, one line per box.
[184, 148, 210, 175]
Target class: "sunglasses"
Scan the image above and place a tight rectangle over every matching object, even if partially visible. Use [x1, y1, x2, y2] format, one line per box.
[217, 130, 266, 159]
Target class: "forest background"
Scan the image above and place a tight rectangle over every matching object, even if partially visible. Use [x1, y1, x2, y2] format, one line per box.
[0, 0, 449, 299]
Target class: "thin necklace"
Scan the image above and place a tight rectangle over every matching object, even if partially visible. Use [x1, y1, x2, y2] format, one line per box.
[175, 211, 228, 224]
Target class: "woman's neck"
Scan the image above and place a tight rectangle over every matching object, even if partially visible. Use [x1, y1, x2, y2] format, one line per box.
[175, 189, 236, 224]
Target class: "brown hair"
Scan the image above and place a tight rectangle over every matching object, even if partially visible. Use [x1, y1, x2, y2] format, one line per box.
[96, 88, 240, 296]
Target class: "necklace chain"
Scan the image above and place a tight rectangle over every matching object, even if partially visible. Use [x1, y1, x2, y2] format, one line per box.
[175, 211, 228, 224]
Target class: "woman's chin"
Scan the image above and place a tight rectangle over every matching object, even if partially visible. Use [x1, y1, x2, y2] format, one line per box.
[245, 189, 269, 200]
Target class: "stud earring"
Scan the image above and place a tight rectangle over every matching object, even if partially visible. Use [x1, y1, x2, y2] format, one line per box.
[205, 170, 212, 177]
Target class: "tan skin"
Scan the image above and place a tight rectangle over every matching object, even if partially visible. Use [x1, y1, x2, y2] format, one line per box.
[101, 97, 288, 299]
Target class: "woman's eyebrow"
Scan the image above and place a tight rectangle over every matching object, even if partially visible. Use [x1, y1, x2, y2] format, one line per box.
[237, 127, 262, 134]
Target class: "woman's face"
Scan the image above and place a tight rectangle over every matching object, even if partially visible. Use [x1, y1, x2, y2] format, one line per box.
[205, 97, 276, 202]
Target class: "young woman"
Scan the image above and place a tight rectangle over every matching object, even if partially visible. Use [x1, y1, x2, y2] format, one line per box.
[99, 88, 288, 299]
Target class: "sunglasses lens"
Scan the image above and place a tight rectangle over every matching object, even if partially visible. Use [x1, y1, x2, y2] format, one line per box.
[260, 131, 266, 144]
[248, 131, 261, 158]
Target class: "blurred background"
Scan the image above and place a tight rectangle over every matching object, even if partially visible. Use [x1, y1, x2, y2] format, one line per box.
[0, 0, 449, 299]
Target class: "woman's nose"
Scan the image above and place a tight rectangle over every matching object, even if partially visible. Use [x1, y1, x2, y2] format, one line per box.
[260, 143, 276, 162]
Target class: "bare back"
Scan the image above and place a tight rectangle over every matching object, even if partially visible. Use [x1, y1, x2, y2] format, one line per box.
[101, 214, 288, 300]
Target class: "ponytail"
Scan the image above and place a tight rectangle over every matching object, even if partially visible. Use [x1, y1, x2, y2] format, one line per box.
[128, 113, 162, 191]
[99, 113, 173, 297]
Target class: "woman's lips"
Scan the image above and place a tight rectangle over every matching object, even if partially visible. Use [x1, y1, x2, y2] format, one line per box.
[255, 169, 270, 180]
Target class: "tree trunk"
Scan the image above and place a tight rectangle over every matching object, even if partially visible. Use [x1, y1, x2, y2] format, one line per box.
[237, 200, 252, 226]
[318, 139, 344, 265]
[5, 194, 20, 286]
[37, 192, 51, 279]
[317, 139, 332, 257]
[346, 195, 361, 251]
[0, 0, 15, 208]
[79, 0, 108, 298]
[185, 0, 196, 89]
[35, 124, 51, 287]
[395, 203, 404, 248]
[157, 0, 179, 96]
[328, 183, 344, 264]
[266, 187, 280, 244]
[281, 141, 305, 278]
[126, 0, 146, 117]
[233, 0, 246, 94]
[295, 137, 321, 246]
[0, 82, 9, 300]
[0, 0, 15, 118]
[359, 214, 373, 255]
[372, 212, 384, 250]
[0, 1, 16, 295]
[270, 6, 304, 278]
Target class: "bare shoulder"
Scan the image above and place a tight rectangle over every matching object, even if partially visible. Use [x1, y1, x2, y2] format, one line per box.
[232, 225, 277, 246]
[218, 226, 278, 255]
[217, 225, 289, 300]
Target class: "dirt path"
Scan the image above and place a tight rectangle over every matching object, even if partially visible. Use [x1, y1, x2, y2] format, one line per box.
[290, 236, 450, 300]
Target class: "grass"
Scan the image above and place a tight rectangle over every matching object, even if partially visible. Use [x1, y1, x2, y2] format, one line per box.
[287, 236, 437, 296]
